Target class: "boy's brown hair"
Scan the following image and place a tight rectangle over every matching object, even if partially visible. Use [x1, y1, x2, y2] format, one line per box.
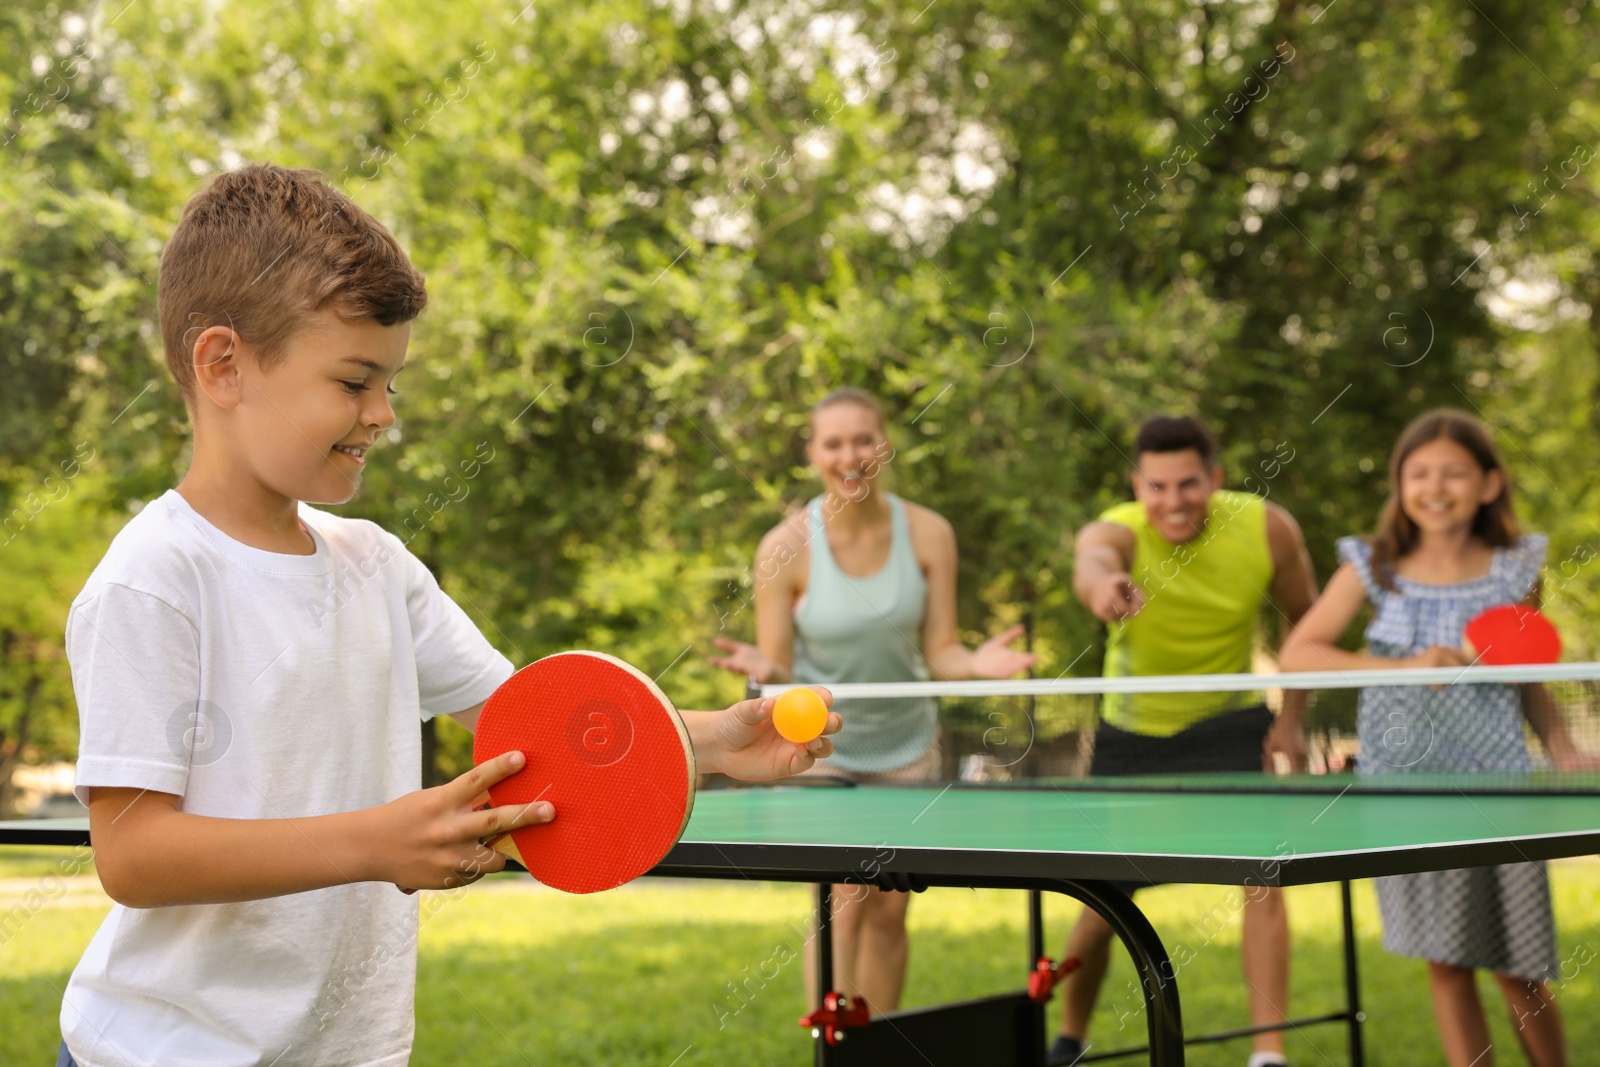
[1369, 408, 1520, 589]
[159, 163, 427, 399]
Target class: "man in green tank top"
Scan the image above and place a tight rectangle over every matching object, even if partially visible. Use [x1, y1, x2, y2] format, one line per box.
[1051, 416, 1317, 1067]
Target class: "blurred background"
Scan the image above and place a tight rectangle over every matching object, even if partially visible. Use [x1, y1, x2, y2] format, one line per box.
[3, 0, 1600, 810]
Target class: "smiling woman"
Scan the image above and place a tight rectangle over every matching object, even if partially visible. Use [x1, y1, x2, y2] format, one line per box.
[707, 386, 1036, 1019]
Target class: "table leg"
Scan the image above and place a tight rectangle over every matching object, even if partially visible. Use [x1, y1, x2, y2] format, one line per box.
[1029, 889, 1045, 966]
[1341, 880, 1365, 1067]
[1055, 880, 1185, 1067]
[813, 883, 831, 1067]
[816, 882, 834, 997]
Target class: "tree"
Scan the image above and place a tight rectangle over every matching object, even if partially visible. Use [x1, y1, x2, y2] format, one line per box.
[4, 0, 1600, 786]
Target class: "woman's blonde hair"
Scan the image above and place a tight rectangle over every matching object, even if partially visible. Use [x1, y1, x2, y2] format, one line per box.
[809, 388, 885, 432]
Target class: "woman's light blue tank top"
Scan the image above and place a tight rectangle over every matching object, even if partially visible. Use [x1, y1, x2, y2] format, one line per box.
[791, 495, 937, 772]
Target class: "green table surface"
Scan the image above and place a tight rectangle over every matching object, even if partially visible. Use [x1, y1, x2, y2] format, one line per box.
[8, 779, 1600, 887]
[1025, 770, 1600, 795]
[661, 782, 1600, 886]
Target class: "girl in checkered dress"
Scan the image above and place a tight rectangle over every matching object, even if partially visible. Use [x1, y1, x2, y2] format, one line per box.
[1282, 409, 1591, 1067]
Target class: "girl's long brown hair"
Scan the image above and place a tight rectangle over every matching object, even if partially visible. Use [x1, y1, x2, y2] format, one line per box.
[1369, 409, 1520, 590]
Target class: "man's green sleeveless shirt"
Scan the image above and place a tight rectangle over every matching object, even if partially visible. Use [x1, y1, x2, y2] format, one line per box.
[1100, 491, 1273, 736]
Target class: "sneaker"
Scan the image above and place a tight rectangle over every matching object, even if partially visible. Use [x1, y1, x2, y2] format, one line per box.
[1246, 1055, 1288, 1067]
[1048, 1034, 1085, 1065]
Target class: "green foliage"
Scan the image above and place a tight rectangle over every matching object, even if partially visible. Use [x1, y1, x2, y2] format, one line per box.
[3, 0, 1600, 781]
[0, 471, 121, 814]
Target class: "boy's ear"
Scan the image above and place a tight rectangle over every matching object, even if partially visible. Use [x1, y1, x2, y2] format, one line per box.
[191, 326, 246, 410]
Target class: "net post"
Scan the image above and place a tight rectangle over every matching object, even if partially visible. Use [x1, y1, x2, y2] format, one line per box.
[1341, 880, 1365, 1067]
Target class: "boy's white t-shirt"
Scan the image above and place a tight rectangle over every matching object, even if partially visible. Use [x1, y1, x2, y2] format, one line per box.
[62, 490, 514, 1067]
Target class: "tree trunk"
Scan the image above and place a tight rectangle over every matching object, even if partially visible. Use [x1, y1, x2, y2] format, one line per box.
[0, 672, 39, 820]
[421, 717, 443, 788]
[418, 543, 448, 790]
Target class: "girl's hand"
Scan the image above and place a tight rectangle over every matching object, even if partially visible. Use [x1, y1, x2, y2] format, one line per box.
[692, 692, 840, 782]
[709, 637, 781, 683]
[1402, 646, 1469, 670]
[970, 624, 1039, 679]
[1550, 748, 1600, 773]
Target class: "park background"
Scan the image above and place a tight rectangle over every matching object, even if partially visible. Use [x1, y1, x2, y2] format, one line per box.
[3, 0, 1600, 1063]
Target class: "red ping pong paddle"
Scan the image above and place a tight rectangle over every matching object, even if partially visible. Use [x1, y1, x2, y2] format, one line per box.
[1461, 604, 1562, 666]
[472, 651, 695, 894]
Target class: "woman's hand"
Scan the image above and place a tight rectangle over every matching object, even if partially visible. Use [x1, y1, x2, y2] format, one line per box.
[687, 690, 840, 781]
[708, 637, 784, 683]
[969, 624, 1039, 679]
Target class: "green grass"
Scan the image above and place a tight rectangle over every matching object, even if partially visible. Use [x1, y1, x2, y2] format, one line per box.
[0, 848, 95, 883]
[4, 854, 1598, 1065]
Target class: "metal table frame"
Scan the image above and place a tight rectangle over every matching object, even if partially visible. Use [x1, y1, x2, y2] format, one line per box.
[650, 842, 1364, 1067]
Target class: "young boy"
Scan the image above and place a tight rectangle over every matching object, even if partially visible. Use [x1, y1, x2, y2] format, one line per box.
[59, 163, 836, 1067]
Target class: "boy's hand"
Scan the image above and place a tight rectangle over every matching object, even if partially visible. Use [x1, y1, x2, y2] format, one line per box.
[375, 751, 554, 893]
[688, 691, 841, 782]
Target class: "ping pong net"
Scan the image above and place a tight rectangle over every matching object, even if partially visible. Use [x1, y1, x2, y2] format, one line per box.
[758, 662, 1600, 795]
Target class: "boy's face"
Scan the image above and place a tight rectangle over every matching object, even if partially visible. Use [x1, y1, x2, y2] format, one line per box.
[219, 310, 409, 506]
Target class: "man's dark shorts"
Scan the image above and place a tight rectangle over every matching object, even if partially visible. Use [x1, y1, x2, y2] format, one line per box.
[1089, 703, 1275, 892]
[1090, 703, 1274, 777]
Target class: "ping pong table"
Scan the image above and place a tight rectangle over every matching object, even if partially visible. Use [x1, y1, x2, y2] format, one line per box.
[8, 776, 1600, 1067]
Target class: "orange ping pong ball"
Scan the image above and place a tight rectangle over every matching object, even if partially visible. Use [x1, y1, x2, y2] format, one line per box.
[772, 687, 828, 744]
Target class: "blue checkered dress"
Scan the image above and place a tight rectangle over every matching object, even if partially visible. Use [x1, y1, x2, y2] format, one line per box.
[1340, 534, 1558, 981]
